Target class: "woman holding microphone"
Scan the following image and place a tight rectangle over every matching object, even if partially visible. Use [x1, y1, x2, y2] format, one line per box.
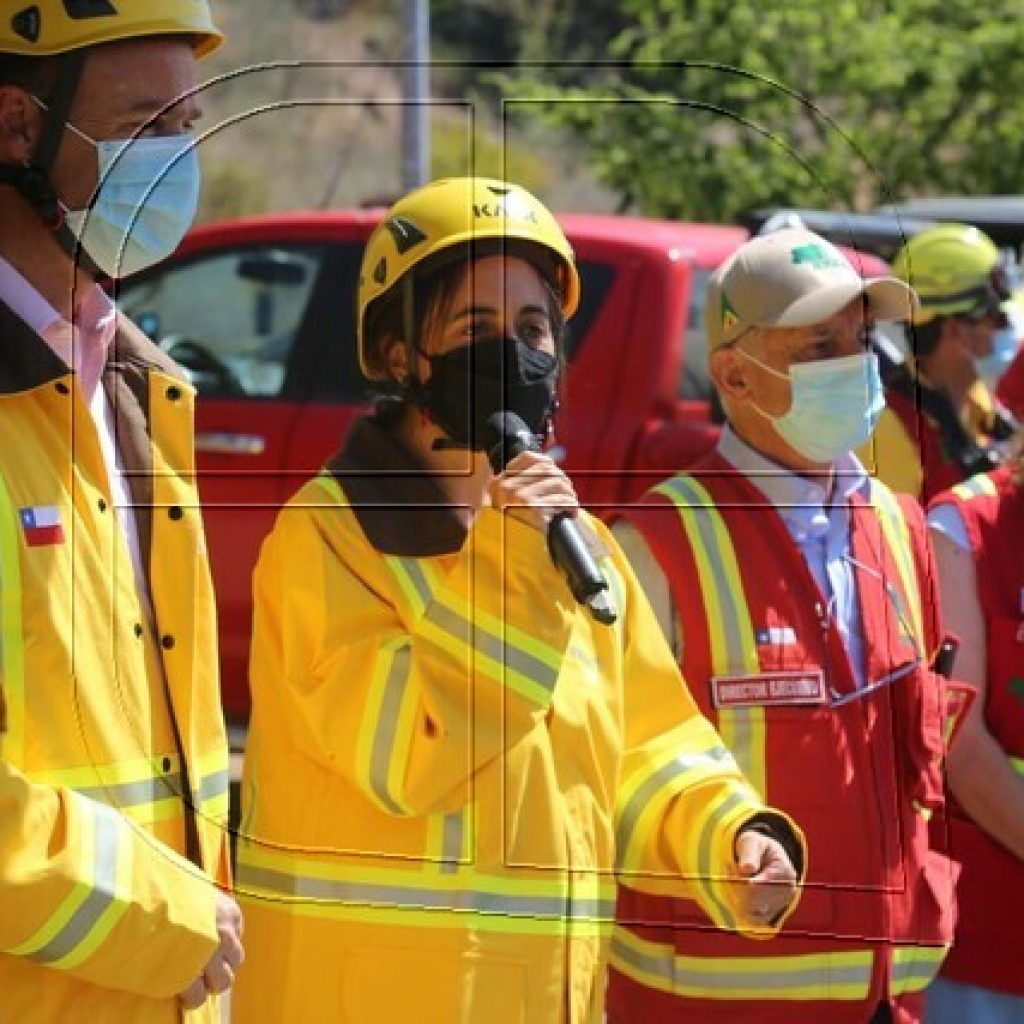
[232, 177, 804, 1023]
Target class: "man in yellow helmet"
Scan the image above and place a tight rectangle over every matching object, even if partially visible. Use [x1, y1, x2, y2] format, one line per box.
[861, 223, 1015, 502]
[0, 4, 241, 1022]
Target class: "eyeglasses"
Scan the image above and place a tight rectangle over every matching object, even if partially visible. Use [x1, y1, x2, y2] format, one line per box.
[821, 554, 923, 709]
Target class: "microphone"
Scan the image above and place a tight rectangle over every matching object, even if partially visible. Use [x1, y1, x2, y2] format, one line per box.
[484, 411, 617, 625]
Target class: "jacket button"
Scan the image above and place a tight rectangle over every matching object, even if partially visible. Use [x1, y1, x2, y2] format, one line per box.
[97, 498, 107, 512]
[168, 505, 183, 521]
[166, 385, 182, 401]
[55, 381, 70, 395]
[134, 622, 144, 638]
[161, 634, 175, 650]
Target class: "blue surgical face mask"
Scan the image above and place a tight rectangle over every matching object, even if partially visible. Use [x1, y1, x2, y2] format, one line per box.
[34, 97, 201, 278]
[739, 348, 885, 463]
[977, 317, 1021, 390]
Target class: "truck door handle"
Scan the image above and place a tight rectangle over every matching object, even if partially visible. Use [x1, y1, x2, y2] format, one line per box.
[195, 432, 267, 456]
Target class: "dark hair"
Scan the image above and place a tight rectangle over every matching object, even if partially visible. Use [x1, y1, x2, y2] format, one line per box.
[0, 54, 62, 101]
[907, 318, 944, 359]
[362, 239, 567, 380]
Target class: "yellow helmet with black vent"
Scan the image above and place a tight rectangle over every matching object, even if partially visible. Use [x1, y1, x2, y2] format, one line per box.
[892, 223, 1010, 325]
[0, 0, 222, 58]
[357, 177, 579, 379]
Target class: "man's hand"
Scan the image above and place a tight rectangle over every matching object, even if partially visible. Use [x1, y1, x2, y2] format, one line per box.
[179, 891, 244, 1010]
[733, 828, 800, 928]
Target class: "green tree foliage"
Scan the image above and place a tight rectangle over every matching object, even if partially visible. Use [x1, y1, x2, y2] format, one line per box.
[505, 0, 1024, 221]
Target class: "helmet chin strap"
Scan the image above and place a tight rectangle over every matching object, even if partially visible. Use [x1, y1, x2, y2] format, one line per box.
[0, 48, 103, 278]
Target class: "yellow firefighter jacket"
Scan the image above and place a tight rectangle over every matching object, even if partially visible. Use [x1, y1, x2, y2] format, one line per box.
[0, 302, 231, 1023]
[233, 415, 803, 1024]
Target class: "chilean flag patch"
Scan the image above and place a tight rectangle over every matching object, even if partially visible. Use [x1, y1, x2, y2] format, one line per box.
[20, 505, 65, 547]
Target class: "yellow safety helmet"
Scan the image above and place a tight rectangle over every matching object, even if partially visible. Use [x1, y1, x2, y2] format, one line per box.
[892, 223, 1010, 325]
[0, 0, 223, 58]
[357, 176, 580, 378]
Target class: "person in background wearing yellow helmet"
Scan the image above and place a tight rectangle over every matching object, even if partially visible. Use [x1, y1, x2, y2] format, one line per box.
[609, 229, 965, 1024]
[232, 176, 805, 1024]
[0, 4, 241, 1022]
[861, 223, 1016, 503]
[923, 423, 1024, 1022]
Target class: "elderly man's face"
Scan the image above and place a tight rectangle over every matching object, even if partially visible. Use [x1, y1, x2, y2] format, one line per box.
[730, 300, 873, 419]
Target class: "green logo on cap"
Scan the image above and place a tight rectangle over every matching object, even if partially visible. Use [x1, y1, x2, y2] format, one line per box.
[720, 291, 739, 331]
[791, 243, 846, 270]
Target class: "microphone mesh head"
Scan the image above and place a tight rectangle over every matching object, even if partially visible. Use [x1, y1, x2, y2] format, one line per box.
[484, 411, 537, 473]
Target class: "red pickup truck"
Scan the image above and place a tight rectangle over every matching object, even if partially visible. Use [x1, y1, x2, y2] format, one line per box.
[118, 211, 885, 721]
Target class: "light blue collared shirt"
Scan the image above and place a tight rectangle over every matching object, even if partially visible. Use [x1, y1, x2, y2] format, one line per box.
[717, 425, 870, 688]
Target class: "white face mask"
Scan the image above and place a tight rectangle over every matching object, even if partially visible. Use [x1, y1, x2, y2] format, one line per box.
[739, 348, 886, 463]
[34, 97, 201, 278]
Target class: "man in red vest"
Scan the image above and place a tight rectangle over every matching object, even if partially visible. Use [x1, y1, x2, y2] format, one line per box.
[607, 228, 962, 1024]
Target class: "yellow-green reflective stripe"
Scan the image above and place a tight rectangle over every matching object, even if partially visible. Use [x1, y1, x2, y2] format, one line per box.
[75, 775, 184, 808]
[424, 807, 469, 874]
[718, 708, 766, 799]
[440, 810, 464, 873]
[1010, 756, 1024, 777]
[313, 473, 345, 505]
[656, 477, 756, 675]
[387, 556, 434, 618]
[609, 929, 873, 1000]
[656, 476, 765, 796]
[30, 754, 182, 789]
[43, 762, 227, 822]
[0, 473, 25, 762]
[248, 897, 611, 937]
[236, 862, 615, 922]
[952, 474, 999, 502]
[871, 482, 924, 652]
[695, 787, 749, 930]
[197, 767, 229, 804]
[318, 473, 561, 706]
[890, 945, 947, 994]
[19, 803, 120, 964]
[239, 844, 605, 895]
[616, 741, 735, 872]
[362, 642, 415, 816]
[423, 596, 559, 706]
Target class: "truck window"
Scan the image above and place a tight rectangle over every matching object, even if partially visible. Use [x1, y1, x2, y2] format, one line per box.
[680, 266, 713, 400]
[118, 244, 327, 400]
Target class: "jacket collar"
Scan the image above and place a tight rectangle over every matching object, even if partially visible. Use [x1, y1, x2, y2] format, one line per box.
[0, 297, 181, 394]
[326, 411, 470, 557]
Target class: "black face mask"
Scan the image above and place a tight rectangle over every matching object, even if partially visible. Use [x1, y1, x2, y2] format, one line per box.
[421, 336, 559, 450]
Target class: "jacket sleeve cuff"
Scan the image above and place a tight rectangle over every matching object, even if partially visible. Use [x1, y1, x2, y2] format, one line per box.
[725, 806, 808, 939]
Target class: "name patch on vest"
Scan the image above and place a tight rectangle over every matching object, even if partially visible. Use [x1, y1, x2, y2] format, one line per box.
[710, 670, 827, 708]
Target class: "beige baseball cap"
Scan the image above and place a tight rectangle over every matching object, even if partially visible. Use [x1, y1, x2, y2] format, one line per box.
[705, 228, 918, 348]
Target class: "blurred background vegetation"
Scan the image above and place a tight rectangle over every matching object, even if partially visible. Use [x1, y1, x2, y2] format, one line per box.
[194, 0, 1024, 224]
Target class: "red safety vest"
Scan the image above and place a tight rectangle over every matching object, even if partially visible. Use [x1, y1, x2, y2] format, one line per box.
[930, 467, 1024, 996]
[608, 453, 956, 1024]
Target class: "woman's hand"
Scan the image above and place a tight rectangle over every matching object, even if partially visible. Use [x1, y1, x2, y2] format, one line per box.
[733, 829, 801, 928]
[488, 450, 579, 533]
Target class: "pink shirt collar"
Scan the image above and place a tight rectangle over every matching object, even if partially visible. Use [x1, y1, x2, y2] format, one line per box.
[0, 256, 116, 398]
